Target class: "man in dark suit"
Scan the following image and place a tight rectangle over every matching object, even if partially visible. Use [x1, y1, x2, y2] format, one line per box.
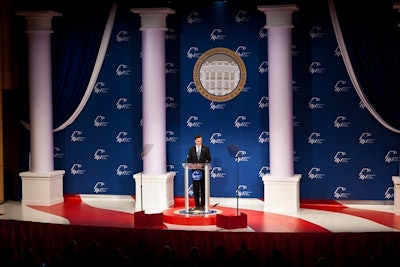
[187, 134, 212, 210]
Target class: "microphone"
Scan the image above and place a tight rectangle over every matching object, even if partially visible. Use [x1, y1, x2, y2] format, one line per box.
[213, 202, 219, 207]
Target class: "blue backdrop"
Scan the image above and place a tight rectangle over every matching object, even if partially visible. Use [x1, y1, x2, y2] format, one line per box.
[50, 1, 400, 201]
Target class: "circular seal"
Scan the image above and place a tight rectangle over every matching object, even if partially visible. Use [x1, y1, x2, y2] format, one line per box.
[193, 47, 247, 102]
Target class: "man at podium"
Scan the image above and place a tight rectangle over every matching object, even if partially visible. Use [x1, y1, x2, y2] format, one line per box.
[187, 134, 212, 211]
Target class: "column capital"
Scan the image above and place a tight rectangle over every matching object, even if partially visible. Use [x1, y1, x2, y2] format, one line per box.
[131, 7, 175, 29]
[16, 10, 62, 33]
[257, 4, 298, 28]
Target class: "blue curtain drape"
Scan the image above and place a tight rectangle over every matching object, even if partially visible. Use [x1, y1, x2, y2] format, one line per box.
[51, 3, 111, 129]
[333, 0, 400, 131]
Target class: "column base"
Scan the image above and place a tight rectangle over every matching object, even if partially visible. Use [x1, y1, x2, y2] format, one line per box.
[20, 170, 65, 206]
[133, 172, 175, 213]
[262, 173, 301, 213]
[392, 176, 400, 215]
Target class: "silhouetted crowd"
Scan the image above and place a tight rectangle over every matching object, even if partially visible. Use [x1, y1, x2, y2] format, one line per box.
[0, 238, 395, 267]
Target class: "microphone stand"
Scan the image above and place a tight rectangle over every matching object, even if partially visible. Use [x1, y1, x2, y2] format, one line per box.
[235, 153, 239, 216]
[227, 145, 241, 216]
[137, 144, 153, 212]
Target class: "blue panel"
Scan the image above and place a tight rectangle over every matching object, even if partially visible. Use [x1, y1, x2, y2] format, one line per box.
[52, 1, 400, 201]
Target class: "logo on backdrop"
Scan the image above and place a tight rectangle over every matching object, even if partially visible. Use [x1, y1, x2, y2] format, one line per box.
[210, 29, 226, 41]
[210, 167, 226, 179]
[234, 116, 251, 128]
[359, 100, 366, 109]
[259, 166, 270, 177]
[116, 132, 131, 143]
[333, 151, 350, 163]
[309, 26, 325, 39]
[166, 28, 178, 40]
[292, 80, 300, 92]
[334, 46, 341, 57]
[116, 64, 131, 76]
[358, 168, 375, 180]
[236, 185, 251, 197]
[71, 163, 86, 175]
[334, 116, 351, 128]
[258, 96, 269, 108]
[187, 47, 201, 59]
[187, 12, 202, 24]
[94, 149, 109, 160]
[93, 82, 109, 94]
[94, 116, 109, 127]
[210, 133, 226, 144]
[116, 98, 131, 110]
[235, 150, 250, 162]
[384, 150, 399, 163]
[186, 82, 198, 93]
[166, 131, 178, 142]
[94, 182, 108, 193]
[235, 46, 251, 57]
[334, 80, 350, 93]
[210, 101, 225, 110]
[294, 151, 300, 162]
[167, 165, 176, 173]
[258, 132, 269, 144]
[359, 132, 376, 145]
[116, 30, 132, 42]
[258, 61, 268, 73]
[308, 167, 325, 179]
[54, 147, 63, 158]
[186, 116, 202, 128]
[235, 10, 250, 23]
[166, 62, 179, 74]
[308, 97, 325, 109]
[293, 115, 300, 127]
[384, 187, 394, 199]
[292, 45, 301, 57]
[116, 165, 132, 176]
[309, 62, 325, 74]
[308, 132, 324, 144]
[166, 97, 178, 108]
[71, 130, 86, 142]
[259, 26, 268, 38]
[333, 186, 351, 199]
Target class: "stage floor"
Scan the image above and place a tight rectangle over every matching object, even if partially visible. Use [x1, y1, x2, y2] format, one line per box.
[1, 195, 400, 233]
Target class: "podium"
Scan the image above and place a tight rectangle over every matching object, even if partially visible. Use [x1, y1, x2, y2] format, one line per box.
[182, 162, 211, 213]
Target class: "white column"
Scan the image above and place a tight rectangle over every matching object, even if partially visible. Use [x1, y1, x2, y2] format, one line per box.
[131, 8, 176, 213]
[258, 5, 301, 212]
[16, 11, 64, 206]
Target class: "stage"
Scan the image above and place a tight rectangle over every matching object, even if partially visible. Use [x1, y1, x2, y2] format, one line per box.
[1, 195, 400, 266]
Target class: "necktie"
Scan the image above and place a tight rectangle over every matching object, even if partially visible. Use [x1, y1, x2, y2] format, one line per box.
[197, 146, 200, 160]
